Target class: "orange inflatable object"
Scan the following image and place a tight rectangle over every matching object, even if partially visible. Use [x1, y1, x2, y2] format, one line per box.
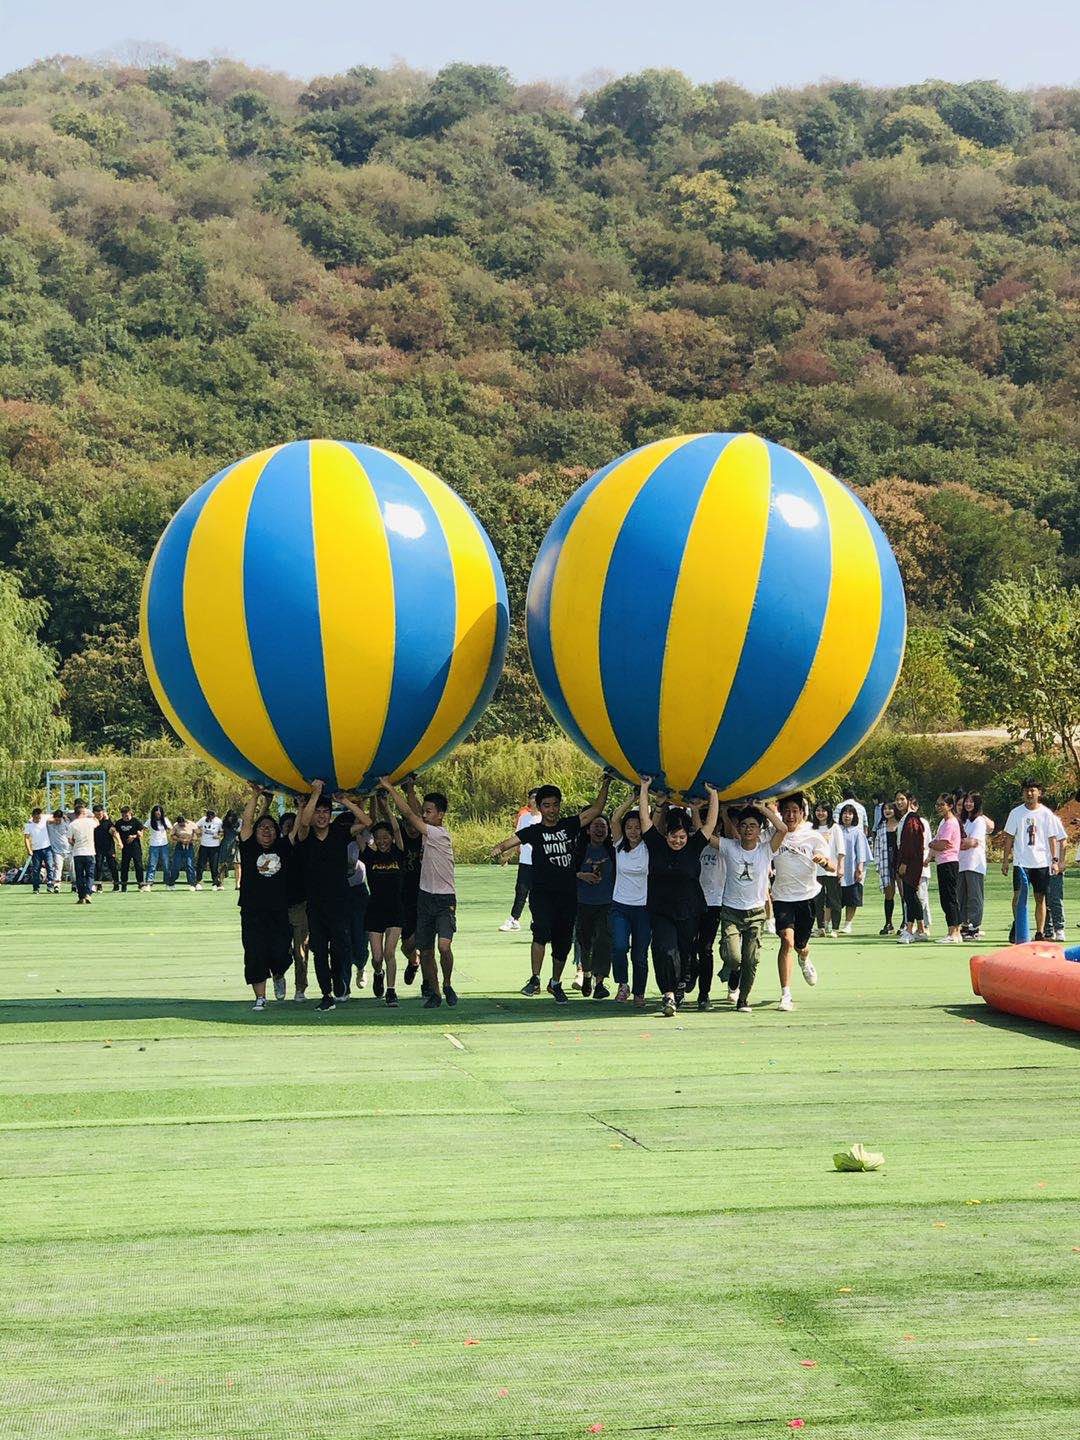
[970, 942, 1080, 1031]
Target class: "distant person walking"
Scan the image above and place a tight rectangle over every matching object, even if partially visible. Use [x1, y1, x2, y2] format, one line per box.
[23, 808, 54, 893]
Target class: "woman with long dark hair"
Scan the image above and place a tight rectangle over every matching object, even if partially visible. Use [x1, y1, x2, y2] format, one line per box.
[145, 804, 171, 888]
[958, 792, 994, 939]
[610, 797, 651, 1007]
[871, 800, 900, 934]
[812, 802, 844, 936]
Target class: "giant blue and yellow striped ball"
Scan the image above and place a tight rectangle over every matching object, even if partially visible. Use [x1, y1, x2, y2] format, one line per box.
[140, 439, 509, 795]
[527, 432, 906, 800]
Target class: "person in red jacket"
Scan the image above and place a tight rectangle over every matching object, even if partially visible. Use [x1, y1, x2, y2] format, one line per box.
[895, 791, 929, 945]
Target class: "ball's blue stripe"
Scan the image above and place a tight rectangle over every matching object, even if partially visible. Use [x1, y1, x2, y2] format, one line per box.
[147, 462, 276, 786]
[526, 450, 630, 770]
[243, 443, 337, 786]
[696, 443, 833, 792]
[421, 512, 511, 774]
[599, 434, 732, 786]
[775, 512, 907, 794]
[341, 444, 458, 789]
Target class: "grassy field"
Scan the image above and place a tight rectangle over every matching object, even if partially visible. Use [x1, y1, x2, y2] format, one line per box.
[1, 866, 1078, 1439]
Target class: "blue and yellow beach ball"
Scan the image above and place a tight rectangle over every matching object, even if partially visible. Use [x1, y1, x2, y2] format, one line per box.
[140, 439, 508, 794]
[527, 433, 906, 800]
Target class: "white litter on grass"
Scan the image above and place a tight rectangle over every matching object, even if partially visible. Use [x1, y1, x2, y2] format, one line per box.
[445, 1033, 466, 1051]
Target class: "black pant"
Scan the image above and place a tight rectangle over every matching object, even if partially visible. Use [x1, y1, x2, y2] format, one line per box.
[936, 861, 960, 928]
[511, 862, 532, 920]
[345, 885, 369, 993]
[74, 855, 95, 901]
[814, 876, 841, 930]
[120, 845, 144, 889]
[650, 911, 696, 996]
[240, 909, 291, 986]
[95, 850, 119, 888]
[902, 879, 924, 925]
[196, 847, 220, 886]
[576, 903, 612, 978]
[693, 906, 721, 998]
[307, 899, 350, 998]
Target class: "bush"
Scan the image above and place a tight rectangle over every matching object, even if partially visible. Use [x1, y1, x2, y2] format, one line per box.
[825, 732, 998, 813]
[980, 748, 1074, 822]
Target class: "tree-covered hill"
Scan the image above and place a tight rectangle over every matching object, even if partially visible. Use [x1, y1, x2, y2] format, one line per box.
[0, 56, 1077, 748]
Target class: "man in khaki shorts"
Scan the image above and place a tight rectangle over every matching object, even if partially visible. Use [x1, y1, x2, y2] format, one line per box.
[380, 779, 457, 1010]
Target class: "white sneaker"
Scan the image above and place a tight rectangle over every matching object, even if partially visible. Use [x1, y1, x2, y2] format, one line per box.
[736, 1002, 752, 1013]
[778, 993, 794, 1012]
[816, 926, 827, 938]
[139, 884, 150, 892]
[333, 992, 348, 1003]
[937, 936, 957, 945]
[897, 932, 914, 945]
[273, 976, 287, 1001]
[1054, 930, 1066, 942]
[842, 922, 853, 935]
[214, 885, 223, 892]
[798, 955, 817, 985]
[252, 996, 267, 1011]
[498, 917, 520, 932]
[727, 988, 740, 1005]
[194, 883, 203, 891]
[294, 990, 307, 1002]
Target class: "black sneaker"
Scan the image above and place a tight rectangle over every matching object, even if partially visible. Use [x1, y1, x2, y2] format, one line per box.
[317, 996, 336, 1012]
[373, 969, 386, 998]
[404, 961, 419, 985]
[521, 975, 541, 996]
[550, 982, 569, 1005]
[444, 984, 458, 1007]
[698, 995, 712, 1011]
[674, 987, 686, 1010]
[423, 992, 442, 1008]
[581, 975, 593, 997]
[385, 988, 399, 1007]
[592, 981, 610, 1000]
[879, 925, 894, 936]
[1033, 931, 1046, 942]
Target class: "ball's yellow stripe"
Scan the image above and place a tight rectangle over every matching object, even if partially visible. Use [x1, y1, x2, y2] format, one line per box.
[550, 436, 691, 783]
[182, 447, 308, 792]
[659, 434, 771, 793]
[393, 453, 497, 781]
[310, 439, 395, 789]
[724, 457, 883, 798]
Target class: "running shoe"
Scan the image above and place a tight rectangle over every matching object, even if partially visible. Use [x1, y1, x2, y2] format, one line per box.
[798, 956, 817, 986]
[842, 922, 853, 935]
[816, 926, 827, 938]
[727, 988, 740, 1005]
[550, 982, 569, 1005]
[592, 981, 610, 1000]
[423, 992, 442, 1008]
[1054, 930, 1066, 942]
[444, 985, 458, 1007]
[273, 975, 287, 1001]
[736, 1002, 753, 1014]
[615, 984, 630, 1003]
[697, 996, 712, 1011]
[373, 969, 386, 998]
[581, 975, 593, 997]
[498, 918, 520, 932]
[294, 990, 307, 1002]
[403, 962, 419, 985]
[572, 969, 584, 991]
[879, 924, 894, 936]
[356, 969, 367, 990]
[633, 995, 646, 1008]
[252, 996, 267, 1011]
[194, 883, 203, 891]
[520, 975, 541, 996]
[662, 994, 676, 1017]
[316, 996, 336, 1012]
[674, 987, 686, 1011]
[385, 988, 399, 1007]
[897, 932, 913, 945]
[778, 994, 794, 1012]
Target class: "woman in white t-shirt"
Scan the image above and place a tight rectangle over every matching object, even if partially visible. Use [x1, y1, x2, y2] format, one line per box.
[145, 805, 172, 888]
[958, 792, 994, 939]
[194, 810, 224, 890]
[811, 802, 845, 936]
[611, 796, 651, 1006]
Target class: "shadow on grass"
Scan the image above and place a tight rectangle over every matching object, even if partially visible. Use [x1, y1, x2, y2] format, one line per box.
[941, 1002, 1080, 1050]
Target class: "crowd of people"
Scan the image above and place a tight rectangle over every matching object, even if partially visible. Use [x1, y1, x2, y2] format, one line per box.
[17, 772, 1073, 1015]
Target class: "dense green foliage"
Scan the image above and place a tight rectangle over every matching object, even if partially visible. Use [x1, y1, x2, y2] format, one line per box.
[0, 56, 1077, 757]
[0, 569, 67, 817]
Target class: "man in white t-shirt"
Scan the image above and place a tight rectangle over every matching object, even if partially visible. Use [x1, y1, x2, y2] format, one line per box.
[1001, 778, 1066, 941]
[47, 810, 73, 891]
[499, 789, 539, 932]
[717, 801, 786, 1013]
[194, 810, 225, 891]
[68, 800, 99, 904]
[770, 793, 835, 1012]
[23, 809, 54, 894]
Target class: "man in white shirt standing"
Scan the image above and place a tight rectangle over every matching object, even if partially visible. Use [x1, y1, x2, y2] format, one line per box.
[69, 800, 99, 904]
[770, 793, 835, 1012]
[194, 809, 225, 891]
[1001, 778, 1066, 941]
[46, 809, 73, 892]
[23, 808, 55, 894]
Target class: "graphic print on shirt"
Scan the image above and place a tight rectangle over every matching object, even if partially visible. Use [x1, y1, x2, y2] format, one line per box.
[256, 851, 282, 879]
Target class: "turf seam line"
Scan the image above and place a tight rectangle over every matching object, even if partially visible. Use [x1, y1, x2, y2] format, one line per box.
[586, 1112, 650, 1149]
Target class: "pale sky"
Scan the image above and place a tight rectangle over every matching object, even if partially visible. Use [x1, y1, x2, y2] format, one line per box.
[1, 0, 1077, 91]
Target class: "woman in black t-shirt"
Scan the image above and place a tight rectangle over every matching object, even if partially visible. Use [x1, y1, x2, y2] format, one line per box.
[237, 783, 292, 1010]
[364, 811, 406, 1005]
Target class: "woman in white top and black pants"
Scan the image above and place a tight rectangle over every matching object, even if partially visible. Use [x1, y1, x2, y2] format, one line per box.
[958, 792, 994, 938]
[610, 796, 651, 1006]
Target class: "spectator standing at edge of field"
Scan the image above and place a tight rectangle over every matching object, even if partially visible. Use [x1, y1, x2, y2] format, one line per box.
[837, 803, 871, 934]
[169, 814, 197, 889]
[1002, 778, 1064, 942]
[145, 806, 171, 888]
[47, 809, 73, 892]
[92, 804, 119, 892]
[871, 801, 900, 935]
[1044, 799, 1069, 943]
[895, 792, 929, 944]
[842, 789, 868, 833]
[958, 793, 994, 941]
[114, 806, 146, 892]
[499, 788, 540, 933]
[928, 794, 963, 943]
[194, 808, 224, 891]
[23, 807, 55, 893]
[69, 800, 98, 905]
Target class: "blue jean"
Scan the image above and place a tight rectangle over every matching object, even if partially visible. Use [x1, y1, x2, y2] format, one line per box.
[146, 846, 169, 885]
[611, 902, 651, 996]
[170, 844, 195, 886]
[1047, 871, 1065, 934]
[28, 846, 54, 891]
[74, 855, 94, 901]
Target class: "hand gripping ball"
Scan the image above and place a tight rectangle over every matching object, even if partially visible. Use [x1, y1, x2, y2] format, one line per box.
[527, 432, 906, 800]
[140, 439, 508, 794]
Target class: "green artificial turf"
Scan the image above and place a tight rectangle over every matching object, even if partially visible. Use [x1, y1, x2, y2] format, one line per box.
[1, 867, 1077, 1439]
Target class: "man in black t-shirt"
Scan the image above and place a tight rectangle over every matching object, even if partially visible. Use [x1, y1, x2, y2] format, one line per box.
[492, 772, 610, 1003]
[292, 780, 369, 1011]
[92, 805, 119, 891]
[238, 783, 293, 1010]
[113, 807, 146, 892]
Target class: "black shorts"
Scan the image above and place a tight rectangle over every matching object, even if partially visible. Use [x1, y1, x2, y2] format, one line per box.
[1013, 865, 1050, 895]
[841, 882, 864, 908]
[366, 899, 403, 934]
[401, 880, 420, 940]
[530, 887, 577, 959]
[241, 908, 291, 985]
[773, 898, 816, 950]
[414, 889, 457, 947]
